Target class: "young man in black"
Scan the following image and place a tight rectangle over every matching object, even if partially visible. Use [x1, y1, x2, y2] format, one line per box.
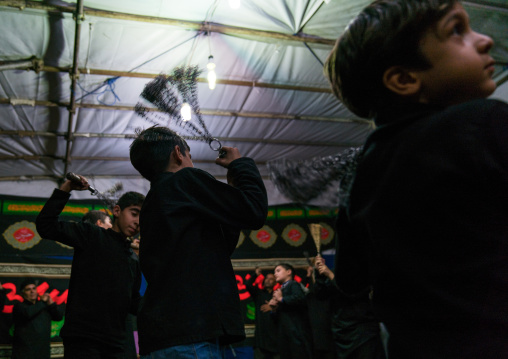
[314, 257, 385, 359]
[11, 279, 63, 359]
[130, 126, 268, 358]
[246, 268, 279, 359]
[36, 179, 144, 358]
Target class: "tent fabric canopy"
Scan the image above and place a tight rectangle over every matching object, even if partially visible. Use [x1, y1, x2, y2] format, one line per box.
[0, 0, 507, 206]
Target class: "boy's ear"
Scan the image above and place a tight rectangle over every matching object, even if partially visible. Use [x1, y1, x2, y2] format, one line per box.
[112, 205, 121, 218]
[383, 66, 421, 96]
[172, 145, 183, 165]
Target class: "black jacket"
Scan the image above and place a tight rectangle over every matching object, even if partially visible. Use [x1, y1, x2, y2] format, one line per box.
[12, 299, 63, 359]
[246, 274, 278, 353]
[137, 157, 268, 354]
[36, 189, 142, 349]
[274, 280, 313, 359]
[314, 275, 381, 359]
[337, 99, 508, 358]
[303, 276, 334, 353]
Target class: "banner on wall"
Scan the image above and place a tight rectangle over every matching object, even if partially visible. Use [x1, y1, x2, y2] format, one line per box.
[1, 196, 336, 263]
[0, 195, 338, 353]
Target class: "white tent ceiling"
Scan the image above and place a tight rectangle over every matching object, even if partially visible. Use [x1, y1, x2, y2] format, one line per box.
[0, 0, 507, 206]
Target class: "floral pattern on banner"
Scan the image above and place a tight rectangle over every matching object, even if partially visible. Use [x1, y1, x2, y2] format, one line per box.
[319, 222, 335, 246]
[281, 223, 307, 247]
[3, 220, 41, 250]
[249, 225, 277, 249]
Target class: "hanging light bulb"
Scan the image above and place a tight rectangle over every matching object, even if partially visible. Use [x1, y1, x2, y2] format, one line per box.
[229, 0, 241, 9]
[181, 102, 192, 121]
[207, 55, 217, 90]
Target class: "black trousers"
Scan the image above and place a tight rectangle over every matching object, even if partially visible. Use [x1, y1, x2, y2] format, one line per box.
[63, 337, 126, 359]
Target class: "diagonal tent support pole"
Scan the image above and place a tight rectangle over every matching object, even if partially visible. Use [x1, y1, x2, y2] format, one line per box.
[63, 0, 84, 177]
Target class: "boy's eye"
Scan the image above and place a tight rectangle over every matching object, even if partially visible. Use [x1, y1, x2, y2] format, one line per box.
[452, 23, 464, 35]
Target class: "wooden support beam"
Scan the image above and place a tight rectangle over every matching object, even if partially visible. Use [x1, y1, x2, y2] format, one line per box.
[0, 0, 336, 46]
[0, 97, 373, 125]
[0, 130, 363, 148]
[41, 66, 334, 94]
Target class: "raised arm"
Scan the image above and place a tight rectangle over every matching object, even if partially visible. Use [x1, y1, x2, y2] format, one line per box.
[171, 155, 268, 231]
[41, 293, 64, 322]
[36, 177, 98, 249]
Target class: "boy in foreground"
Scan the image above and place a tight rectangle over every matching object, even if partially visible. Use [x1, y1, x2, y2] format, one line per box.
[129, 126, 268, 358]
[36, 179, 144, 358]
[326, 0, 508, 357]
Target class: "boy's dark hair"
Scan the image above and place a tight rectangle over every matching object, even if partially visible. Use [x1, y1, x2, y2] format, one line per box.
[20, 278, 37, 291]
[82, 210, 110, 226]
[277, 263, 295, 279]
[116, 191, 145, 210]
[130, 126, 190, 181]
[325, 0, 457, 118]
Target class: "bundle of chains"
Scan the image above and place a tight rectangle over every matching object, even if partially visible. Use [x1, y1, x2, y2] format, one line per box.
[267, 147, 363, 207]
[135, 65, 219, 148]
[95, 182, 124, 213]
[66, 172, 123, 212]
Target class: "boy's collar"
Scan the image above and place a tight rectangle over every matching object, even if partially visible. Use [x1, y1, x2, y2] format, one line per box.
[151, 171, 175, 183]
[281, 280, 291, 288]
[375, 102, 445, 127]
[112, 230, 133, 249]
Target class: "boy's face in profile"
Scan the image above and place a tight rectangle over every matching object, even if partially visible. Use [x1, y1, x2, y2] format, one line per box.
[274, 266, 291, 284]
[113, 205, 141, 238]
[416, 3, 496, 106]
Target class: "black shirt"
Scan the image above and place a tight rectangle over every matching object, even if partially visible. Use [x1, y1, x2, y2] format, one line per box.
[36, 189, 142, 349]
[246, 274, 278, 353]
[12, 299, 63, 359]
[137, 157, 268, 354]
[338, 99, 508, 358]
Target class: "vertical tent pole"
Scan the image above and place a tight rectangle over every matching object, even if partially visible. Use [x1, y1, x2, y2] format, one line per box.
[63, 0, 84, 176]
